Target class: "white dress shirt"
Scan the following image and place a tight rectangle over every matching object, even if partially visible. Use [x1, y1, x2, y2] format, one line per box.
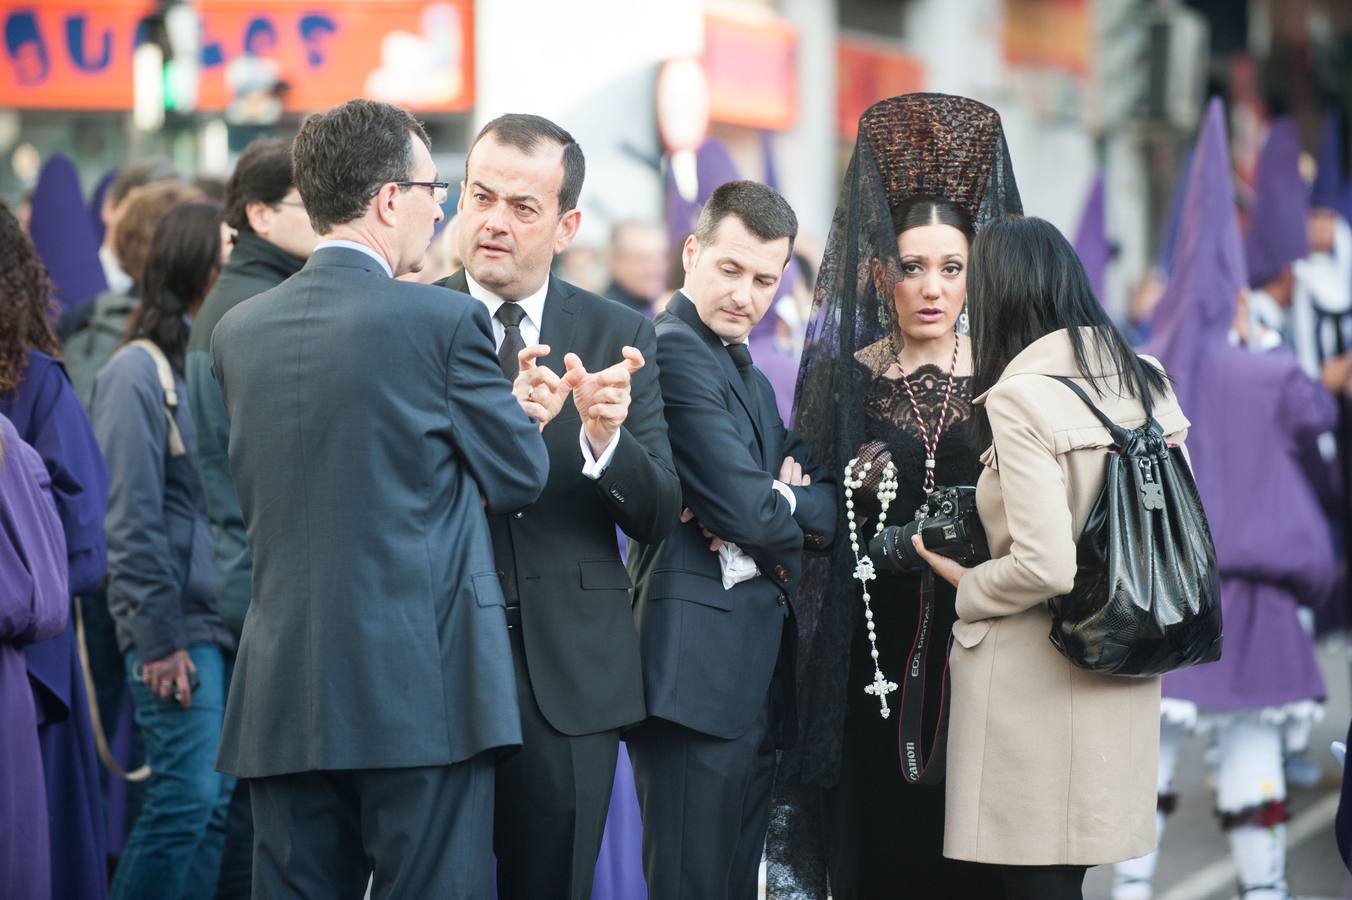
[462, 271, 619, 477]
[314, 239, 394, 277]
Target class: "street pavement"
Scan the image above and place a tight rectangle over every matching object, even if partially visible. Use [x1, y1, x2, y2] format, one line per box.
[1084, 639, 1352, 900]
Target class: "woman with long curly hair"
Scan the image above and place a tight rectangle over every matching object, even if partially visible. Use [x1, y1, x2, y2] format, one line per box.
[90, 199, 235, 900]
[0, 198, 112, 900]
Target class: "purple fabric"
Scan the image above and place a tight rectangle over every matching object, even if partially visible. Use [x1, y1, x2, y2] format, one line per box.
[1244, 118, 1310, 288]
[0, 351, 110, 898]
[29, 154, 107, 313]
[0, 415, 70, 900]
[1157, 148, 1193, 277]
[750, 330, 801, 425]
[1073, 175, 1110, 303]
[664, 140, 741, 255]
[89, 169, 118, 249]
[1311, 112, 1345, 213]
[1147, 99, 1337, 708]
[590, 743, 645, 899]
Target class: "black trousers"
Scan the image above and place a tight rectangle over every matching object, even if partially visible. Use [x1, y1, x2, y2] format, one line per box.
[627, 698, 777, 900]
[248, 757, 494, 900]
[999, 864, 1088, 900]
[494, 627, 620, 900]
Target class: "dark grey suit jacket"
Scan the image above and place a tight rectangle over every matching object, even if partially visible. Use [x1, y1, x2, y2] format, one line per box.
[211, 246, 549, 778]
[433, 270, 680, 735]
[631, 292, 837, 744]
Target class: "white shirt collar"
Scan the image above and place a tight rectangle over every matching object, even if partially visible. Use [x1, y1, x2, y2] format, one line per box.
[463, 270, 549, 335]
[314, 239, 394, 278]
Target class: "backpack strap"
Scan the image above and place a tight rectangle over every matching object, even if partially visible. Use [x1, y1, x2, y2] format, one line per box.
[127, 339, 186, 458]
[1049, 375, 1134, 447]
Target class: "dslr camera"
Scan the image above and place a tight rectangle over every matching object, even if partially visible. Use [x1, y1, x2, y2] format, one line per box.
[869, 485, 990, 574]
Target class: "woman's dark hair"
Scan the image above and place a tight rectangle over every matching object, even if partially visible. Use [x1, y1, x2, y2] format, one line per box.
[124, 201, 223, 374]
[890, 196, 975, 244]
[0, 198, 61, 394]
[967, 215, 1169, 447]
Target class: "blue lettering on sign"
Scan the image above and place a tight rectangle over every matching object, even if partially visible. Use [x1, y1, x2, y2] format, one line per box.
[297, 14, 336, 68]
[243, 16, 278, 57]
[66, 14, 112, 72]
[5, 12, 49, 84]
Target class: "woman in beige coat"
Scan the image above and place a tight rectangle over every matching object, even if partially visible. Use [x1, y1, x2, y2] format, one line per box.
[913, 216, 1190, 899]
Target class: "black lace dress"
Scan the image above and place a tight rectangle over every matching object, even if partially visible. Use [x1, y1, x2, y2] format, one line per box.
[830, 362, 1003, 900]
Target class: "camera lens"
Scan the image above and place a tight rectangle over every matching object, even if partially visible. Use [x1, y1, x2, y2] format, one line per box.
[869, 522, 928, 573]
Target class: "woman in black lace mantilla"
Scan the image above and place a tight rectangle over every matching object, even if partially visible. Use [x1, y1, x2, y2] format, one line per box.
[766, 94, 1022, 899]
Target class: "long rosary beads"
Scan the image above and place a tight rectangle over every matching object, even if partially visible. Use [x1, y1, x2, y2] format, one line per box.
[843, 454, 900, 718]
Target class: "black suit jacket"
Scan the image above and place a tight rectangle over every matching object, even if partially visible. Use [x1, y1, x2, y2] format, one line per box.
[434, 270, 681, 735]
[630, 292, 836, 744]
[212, 247, 548, 777]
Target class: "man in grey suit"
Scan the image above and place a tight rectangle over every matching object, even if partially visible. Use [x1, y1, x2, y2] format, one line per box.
[210, 100, 575, 899]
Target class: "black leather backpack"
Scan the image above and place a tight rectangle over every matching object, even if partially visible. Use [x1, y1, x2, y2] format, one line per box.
[1045, 376, 1222, 677]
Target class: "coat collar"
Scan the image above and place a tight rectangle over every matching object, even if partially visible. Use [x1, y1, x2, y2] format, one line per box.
[665, 291, 766, 455]
[973, 327, 1114, 404]
[226, 232, 307, 283]
[441, 268, 580, 375]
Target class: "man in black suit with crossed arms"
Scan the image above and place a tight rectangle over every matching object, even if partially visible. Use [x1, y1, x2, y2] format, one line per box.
[436, 113, 681, 899]
[628, 180, 837, 899]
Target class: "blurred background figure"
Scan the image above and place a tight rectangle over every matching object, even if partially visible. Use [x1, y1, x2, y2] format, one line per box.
[91, 200, 234, 900]
[90, 160, 182, 313]
[0, 197, 110, 900]
[604, 220, 668, 317]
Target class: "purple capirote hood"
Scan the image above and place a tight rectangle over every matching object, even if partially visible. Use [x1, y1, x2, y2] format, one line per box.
[1244, 117, 1309, 288]
[1072, 174, 1109, 303]
[28, 153, 106, 312]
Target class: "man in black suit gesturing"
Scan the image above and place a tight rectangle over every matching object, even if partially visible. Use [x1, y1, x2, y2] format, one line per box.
[628, 180, 837, 899]
[436, 114, 681, 899]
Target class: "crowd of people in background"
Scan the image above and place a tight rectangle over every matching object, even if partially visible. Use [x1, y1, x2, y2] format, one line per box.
[2, 88, 1352, 900]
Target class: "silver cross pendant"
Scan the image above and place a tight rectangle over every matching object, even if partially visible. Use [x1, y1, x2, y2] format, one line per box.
[865, 668, 899, 719]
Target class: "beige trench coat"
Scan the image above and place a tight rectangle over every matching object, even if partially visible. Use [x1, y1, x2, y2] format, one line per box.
[943, 328, 1190, 866]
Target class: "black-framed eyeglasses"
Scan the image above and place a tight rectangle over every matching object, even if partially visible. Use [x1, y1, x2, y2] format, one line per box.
[274, 199, 305, 209]
[394, 180, 449, 200]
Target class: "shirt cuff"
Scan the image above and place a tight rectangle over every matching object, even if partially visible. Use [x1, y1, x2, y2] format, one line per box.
[580, 427, 621, 480]
[771, 480, 798, 514]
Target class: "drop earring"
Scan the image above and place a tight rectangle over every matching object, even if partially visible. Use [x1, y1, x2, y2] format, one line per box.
[957, 300, 969, 334]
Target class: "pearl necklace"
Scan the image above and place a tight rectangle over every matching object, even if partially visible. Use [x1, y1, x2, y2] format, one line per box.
[843, 455, 900, 718]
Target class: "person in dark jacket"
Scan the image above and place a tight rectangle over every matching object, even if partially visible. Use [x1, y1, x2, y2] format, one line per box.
[184, 136, 316, 899]
[91, 200, 235, 900]
[0, 198, 111, 900]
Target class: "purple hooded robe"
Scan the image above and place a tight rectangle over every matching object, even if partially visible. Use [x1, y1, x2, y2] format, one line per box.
[1147, 99, 1335, 710]
[0, 414, 69, 900]
[1245, 119, 1310, 290]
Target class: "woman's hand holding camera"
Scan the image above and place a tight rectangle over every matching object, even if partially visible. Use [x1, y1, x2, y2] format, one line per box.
[910, 535, 969, 589]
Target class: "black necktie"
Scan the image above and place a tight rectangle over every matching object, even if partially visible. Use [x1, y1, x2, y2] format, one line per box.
[496, 303, 527, 380]
[725, 342, 758, 405]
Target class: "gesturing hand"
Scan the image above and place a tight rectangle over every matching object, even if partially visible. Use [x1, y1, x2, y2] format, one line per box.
[142, 648, 197, 708]
[512, 344, 586, 431]
[567, 346, 645, 457]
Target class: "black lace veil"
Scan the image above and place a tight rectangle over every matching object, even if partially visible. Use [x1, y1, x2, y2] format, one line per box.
[782, 93, 1023, 790]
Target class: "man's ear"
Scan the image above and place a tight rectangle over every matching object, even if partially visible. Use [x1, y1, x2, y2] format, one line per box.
[682, 235, 699, 273]
[553, 208, 582, 255]
[373, 183, 401, 228]
[244, 200, 272, 237]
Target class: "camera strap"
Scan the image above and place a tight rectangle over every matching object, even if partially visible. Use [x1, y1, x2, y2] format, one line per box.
[897, 569, 952, 785]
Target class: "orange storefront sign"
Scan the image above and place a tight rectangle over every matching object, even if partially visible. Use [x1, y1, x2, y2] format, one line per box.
[704, 10, 796, 132]
[836, 37, 924, 139]
[0, 0, 474, 112]
[1003, 0, 1089, 77]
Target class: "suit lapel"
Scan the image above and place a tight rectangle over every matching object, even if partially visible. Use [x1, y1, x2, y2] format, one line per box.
[537, 277, 579, 377]
[668, 293, 766, 463]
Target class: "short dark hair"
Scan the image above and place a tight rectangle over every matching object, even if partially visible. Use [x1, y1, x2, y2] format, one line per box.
[890, 196, 975, 244]
[292, 99, 431, 234]
[223, 137, 296, 233]
[467, 113, 585, 214]
[108, 158, 180, 208]
[124, 200, 223, 373]
[967, 215, 1169, 448]
[694, 180, 798, 263]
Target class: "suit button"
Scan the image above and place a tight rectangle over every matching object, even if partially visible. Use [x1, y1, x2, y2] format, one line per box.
[776, 594, 787, 606]
[513, 512, 524, 519]
[773, 565, 788, 580]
